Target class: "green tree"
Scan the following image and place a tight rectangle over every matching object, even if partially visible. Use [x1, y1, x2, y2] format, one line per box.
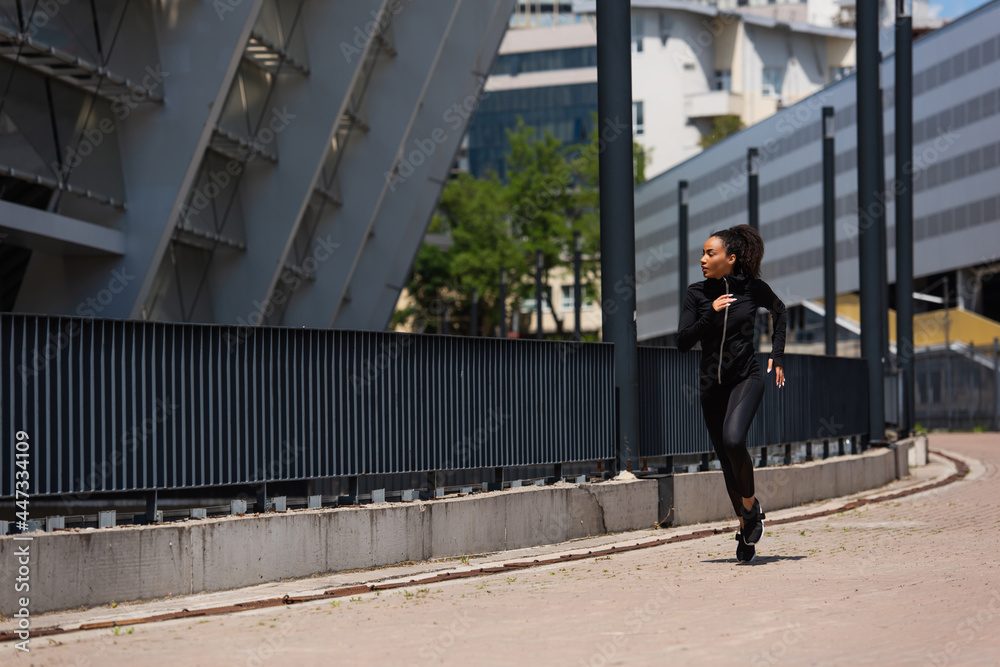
[698, 114, 744, 149]
[394, 115, 650, 338]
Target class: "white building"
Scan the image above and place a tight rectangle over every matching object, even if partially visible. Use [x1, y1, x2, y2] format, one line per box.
[552, 1, 858, 177]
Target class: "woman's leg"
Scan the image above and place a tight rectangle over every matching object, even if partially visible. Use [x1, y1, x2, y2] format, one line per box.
[700, 384, 744, 518]
[721, 373, 765, 503]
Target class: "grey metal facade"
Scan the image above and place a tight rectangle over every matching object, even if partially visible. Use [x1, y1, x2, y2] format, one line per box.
[633, 1, 1000, 341]
[1, 0, 515, 331]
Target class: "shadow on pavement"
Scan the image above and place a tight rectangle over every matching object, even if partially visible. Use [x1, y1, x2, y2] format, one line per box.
[701, 555, 808, 565]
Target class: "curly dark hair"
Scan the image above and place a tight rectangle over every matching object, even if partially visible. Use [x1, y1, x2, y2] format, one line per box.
[710, 224, 764, 279]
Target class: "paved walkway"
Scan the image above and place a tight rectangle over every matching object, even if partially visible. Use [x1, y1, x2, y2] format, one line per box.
[4, 433, 999, 666]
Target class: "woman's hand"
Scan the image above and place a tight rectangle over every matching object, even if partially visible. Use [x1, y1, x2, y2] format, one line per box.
[767, 359, 785, 388]
[712, 294, 736, 312]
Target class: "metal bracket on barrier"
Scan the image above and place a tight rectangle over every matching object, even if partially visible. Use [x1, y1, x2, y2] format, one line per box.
[145, 490, 159, 524]
[338, 477, 359, 505]
[483, 467, 503, 491]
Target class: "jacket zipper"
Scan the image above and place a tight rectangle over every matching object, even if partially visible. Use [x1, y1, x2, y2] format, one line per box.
[718, 276, 728, 384]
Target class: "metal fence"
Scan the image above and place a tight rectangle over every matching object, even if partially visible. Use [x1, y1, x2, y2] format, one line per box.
[915, 344, 1000, 431]
[1, 315, 616, 499]
[638, 347, 870, 457]
[2, 314, 878, 503]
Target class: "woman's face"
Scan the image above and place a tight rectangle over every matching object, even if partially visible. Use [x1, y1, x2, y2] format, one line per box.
[700, 236, 735, 280]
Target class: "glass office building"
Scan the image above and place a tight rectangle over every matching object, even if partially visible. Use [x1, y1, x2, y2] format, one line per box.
[468, 77, 597, 179]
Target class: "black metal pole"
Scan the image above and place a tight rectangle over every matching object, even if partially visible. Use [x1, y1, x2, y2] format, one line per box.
[823, 106, 837, 357]
[748, 148, 759, 232]
[597, 0, 638, 474]
[944, 274, 952, 430]
[499, 267, 507, 338]
[470, 288, 478, 337]
[535, 249, 544, 340]
[895, 0, 915, 436]
[993, 337, 999, 432]
[748, 147, 761, 351]
[877, 73, 890, 370]
[678, 180, 689, 305]
[574, 230, 582, 340]
[857, 0, 886, 442]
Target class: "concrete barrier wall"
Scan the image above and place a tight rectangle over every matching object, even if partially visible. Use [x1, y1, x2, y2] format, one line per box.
[0, 447, 911, 615]
[908, 434, 929, 467]
[671, 446, 907, 526]
[0, 479, 659, 615]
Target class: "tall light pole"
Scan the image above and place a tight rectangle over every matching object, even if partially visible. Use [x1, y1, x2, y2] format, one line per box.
[597, 0, 638, 473]
[856, 0, 886, 443]
[895, 0, 915, 436]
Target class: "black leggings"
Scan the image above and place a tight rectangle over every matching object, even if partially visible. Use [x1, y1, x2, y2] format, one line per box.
[699, 373, 764, 517]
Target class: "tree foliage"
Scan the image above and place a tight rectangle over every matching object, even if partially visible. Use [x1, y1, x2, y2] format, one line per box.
[393, 116, 648, 337]
[698, 114, 745, 149]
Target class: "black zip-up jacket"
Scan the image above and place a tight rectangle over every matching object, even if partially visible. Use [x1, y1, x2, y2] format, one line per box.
[677, 272, 787, 387]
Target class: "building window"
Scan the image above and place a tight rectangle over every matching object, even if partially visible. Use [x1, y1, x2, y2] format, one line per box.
[631, 15, 644, 53]
[715, 69, 732, 91]
[522, 287, 552, 313]
[762, 67, 784, 97]
[659, 13, 672, 46]
[561, 285, 593, 311]
[633, 101, 644, 135]
[561, 286, 574, 311]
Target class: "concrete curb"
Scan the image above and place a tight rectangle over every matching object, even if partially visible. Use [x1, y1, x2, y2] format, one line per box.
[659, 444, 912, 527]
[0, 445, 914, 615]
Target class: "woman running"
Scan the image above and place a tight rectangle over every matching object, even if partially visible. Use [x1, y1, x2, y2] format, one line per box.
[676, 224, 787, 563]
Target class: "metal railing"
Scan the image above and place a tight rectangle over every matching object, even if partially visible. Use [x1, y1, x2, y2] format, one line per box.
[1, 314, 875, 508]
[638, 347, 869, 457]
[1, 315, 615, 499]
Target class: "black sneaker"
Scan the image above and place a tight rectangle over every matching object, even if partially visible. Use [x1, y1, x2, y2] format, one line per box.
[735, 532, 756, 563]
[741, 499, 765, 545]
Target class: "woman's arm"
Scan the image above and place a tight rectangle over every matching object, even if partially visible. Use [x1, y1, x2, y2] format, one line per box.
[753, 280, 787, 367]
[676, 286, 715, 352]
